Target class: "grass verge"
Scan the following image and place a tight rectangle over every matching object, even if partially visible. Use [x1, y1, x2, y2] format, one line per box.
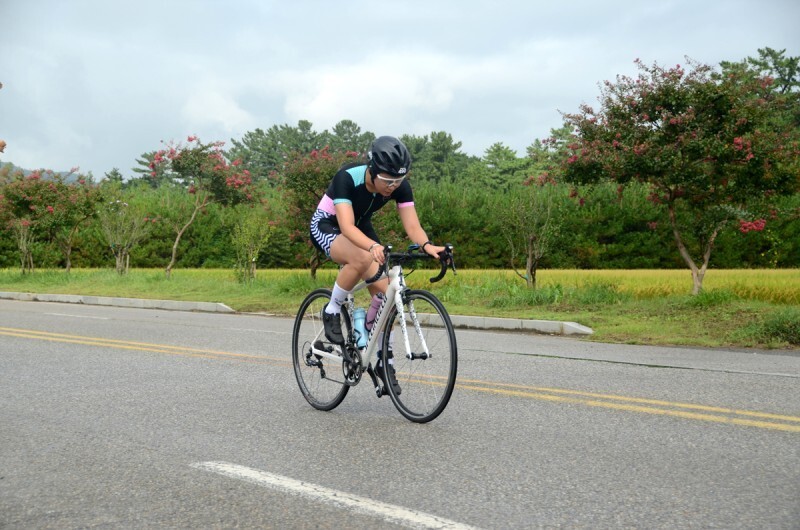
[0, 268, 798, 349]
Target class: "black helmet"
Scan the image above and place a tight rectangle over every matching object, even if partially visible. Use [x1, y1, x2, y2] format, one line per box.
[368, 136, 411, 177]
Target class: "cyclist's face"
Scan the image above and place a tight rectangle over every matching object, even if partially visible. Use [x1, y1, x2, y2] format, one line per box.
[376, 173, 405, 194]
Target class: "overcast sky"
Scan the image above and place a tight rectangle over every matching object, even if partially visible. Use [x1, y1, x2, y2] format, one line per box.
[1, 0, 798, 178]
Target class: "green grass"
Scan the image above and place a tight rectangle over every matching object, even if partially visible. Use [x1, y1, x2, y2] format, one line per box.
[1, 267, 798, 349]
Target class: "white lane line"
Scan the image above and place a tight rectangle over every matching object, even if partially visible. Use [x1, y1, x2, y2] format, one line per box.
[191, 461, 479, 530]
[44, 312, 109, 320]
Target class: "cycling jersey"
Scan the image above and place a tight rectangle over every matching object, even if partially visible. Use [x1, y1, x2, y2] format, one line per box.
[316, 163, 414, 223]
[310, 162, 415, 256]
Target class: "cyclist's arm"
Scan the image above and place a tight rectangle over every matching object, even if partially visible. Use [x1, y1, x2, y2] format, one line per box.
[334, 202, 377, 252]
[398, 205, 446, 258]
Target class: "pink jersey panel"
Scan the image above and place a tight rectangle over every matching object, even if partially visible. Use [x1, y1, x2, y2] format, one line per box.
[317, 194, 336, 215]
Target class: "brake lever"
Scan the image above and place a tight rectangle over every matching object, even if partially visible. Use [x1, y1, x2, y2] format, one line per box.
[429, 244, 455, 283]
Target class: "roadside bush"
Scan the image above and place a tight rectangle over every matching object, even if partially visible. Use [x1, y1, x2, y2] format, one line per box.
[683, 289, 740, 308]
[757, 309, 800, 345]
[573, 282, 630, 305]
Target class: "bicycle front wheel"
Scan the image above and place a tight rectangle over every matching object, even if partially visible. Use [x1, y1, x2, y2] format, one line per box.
[292, 288, 349, 411]
[382, 289, 457, 423]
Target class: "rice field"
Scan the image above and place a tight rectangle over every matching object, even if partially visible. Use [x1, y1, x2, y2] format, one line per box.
[0, 267, 797, 305]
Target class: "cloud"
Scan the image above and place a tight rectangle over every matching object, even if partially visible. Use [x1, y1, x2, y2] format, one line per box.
[182, 88, 256, 133]
[279, 51, 455, 129]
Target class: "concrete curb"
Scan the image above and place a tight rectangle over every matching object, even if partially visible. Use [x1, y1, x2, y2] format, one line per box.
[0, 291, 593, 336]
[0, 291, 235, 314]
[447, 314, 593, 336]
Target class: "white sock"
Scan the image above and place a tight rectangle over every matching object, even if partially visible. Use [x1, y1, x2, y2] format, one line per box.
[326, 282, 350, 315]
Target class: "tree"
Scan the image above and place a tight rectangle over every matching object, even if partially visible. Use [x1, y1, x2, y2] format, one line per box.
[131, 151, 174, 187]
[153, 136, 258, 278]
[228, 120, 328, 180]
[0, 169, 96, 273]
[103, 167, 124, 184]
[496, 177, 572, 287]
[561, 57, 800, 294]
[231, 204, 277, 284]
[482, 142, 534, 190]
[328, 120, 375, 153]
[398, 131, 474, 183]
[96, 183, 154, 274]
[43, 175, 100, 272]
[279, 147, 360, 277]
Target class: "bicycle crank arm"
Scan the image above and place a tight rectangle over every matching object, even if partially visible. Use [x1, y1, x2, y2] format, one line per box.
[366, 365, 386, 398]
[312, 341, 345, 362]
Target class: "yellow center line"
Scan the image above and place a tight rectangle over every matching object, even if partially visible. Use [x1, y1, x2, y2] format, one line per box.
[0, 327, 290, 366]
[455, 377, 800, 423]
[455, 382, 800, 433]
[3, 326, 798, 432]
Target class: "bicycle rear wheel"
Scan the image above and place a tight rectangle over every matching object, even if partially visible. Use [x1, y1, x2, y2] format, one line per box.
[292, 288, 349, 411]
[382, 289, 457, 423]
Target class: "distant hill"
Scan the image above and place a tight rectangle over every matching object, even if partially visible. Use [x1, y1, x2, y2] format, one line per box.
[0, 161, 83, 183]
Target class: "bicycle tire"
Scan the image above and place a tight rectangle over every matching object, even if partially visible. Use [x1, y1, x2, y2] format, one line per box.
[292, 288, 349, 411]
[382, 289, 457, 423]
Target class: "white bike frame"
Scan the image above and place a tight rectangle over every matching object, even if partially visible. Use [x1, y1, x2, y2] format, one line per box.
[309, 264, 431, 370]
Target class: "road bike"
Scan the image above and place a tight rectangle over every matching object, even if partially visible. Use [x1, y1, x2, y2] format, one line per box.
[292, 244, 457, 423]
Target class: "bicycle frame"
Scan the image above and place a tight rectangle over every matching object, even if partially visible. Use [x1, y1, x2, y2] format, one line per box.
[308, 263, 429, 372]
[293, 243, 457, 422]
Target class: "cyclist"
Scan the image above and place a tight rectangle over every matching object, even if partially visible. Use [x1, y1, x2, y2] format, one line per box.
[310, 135, 447, 392]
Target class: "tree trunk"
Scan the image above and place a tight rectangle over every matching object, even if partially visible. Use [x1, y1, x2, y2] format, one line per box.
[525, 235, 536, 288]
[64, 247, 72, 273]
[115, 251, 126, 275]
[309, 252, 321, 280]
[668, 205, 722, 295]
[165, 198, 205, 279]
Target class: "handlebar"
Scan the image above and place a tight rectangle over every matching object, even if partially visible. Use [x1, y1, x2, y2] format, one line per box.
[365, 243, 456, 284]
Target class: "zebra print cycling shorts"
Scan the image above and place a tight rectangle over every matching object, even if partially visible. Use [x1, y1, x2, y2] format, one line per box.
[310, 209, 379, 257]
[310, 209, 340, 257]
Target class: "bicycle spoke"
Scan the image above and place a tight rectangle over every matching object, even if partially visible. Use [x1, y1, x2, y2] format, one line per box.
[292, 289, 349, 411]
[382, 290, 457, 423]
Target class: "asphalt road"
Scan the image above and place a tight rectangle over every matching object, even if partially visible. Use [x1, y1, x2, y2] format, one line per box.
[1, 300, 798, 528]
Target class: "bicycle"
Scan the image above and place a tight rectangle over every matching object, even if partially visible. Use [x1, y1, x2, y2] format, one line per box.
[292, 244, 457, 423]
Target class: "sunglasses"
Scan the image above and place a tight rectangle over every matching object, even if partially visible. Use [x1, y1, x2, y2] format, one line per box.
[375, 173, 406, 188]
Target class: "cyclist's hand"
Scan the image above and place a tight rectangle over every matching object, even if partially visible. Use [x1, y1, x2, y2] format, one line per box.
[370, 243, 386, 265]
[425, 243, 447, 259]
[437, 244, 455, 268]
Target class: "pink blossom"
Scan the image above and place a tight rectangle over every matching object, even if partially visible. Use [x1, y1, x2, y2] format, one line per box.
[739, 219, 767, 234]
[46, 205, 54, 213]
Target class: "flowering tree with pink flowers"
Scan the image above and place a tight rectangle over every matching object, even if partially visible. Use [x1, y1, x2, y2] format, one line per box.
[280, 146, 360, 277]
[561, 58, 800, 293]
[151, 136, 257, 278]
[0, 169, 98, 273]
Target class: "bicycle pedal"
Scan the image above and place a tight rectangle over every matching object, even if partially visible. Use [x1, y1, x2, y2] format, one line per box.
[374, 385, 384, 398]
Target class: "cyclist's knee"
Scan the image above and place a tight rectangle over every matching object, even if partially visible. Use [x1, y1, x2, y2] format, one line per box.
[349, 249, 374, 272]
